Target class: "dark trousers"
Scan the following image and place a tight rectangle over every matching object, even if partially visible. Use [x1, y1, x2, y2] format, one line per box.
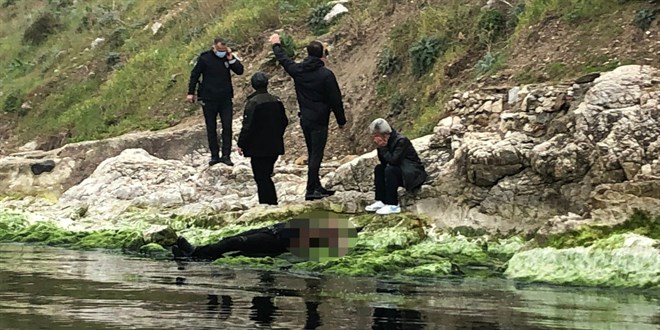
[191, 229, 286, 260]
[374, 164, 403, 205]
[301, 122, 328, 193]
[202, 99, 233, 159]
[250, 156, 278, 205]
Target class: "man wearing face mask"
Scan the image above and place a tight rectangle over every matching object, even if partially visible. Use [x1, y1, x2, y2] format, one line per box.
[188, 37, 245, 166]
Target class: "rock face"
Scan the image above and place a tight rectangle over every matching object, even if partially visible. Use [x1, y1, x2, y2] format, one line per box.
[0, 65, 658, 236]
[327, 65, 660, 234]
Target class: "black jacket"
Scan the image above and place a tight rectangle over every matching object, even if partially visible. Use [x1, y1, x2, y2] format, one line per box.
[272, 44, 346, 127]
[237, 90, 289, 157]
[188, 50, 244, 101]
[377, 130, 428, 191]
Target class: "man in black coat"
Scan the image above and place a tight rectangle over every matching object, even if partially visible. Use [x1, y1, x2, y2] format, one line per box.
[237, 72, 289, 205]
[269, 33, 347, 201]
[364, 118, 428, 215]
[187, 37, 245, 166]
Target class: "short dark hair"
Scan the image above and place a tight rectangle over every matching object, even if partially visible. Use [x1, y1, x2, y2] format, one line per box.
[213, 37, 226, 45]
[306, 41, 324, 58]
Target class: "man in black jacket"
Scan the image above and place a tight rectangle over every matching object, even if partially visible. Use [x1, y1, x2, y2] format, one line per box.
[237, 72, 289, 205]
[364, 118, 428, 215]
[269, 33, 347, 201]
[188, 37, 245, 166]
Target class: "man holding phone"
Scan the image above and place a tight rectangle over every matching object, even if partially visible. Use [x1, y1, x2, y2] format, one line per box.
[269, 33, 347, 201]
[188, 37, 244, 166]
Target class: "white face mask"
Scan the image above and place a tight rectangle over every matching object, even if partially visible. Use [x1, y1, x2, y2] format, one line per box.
[214, 51, 227, 58]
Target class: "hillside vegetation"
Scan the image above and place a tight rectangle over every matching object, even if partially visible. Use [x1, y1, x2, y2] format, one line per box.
[0, 0, 658, 155]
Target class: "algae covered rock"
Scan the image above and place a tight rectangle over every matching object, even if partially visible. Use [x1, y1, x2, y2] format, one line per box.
[138, 243, 170, 258]
[213, 255, 292, 270]
[505, 233, 660, 288]
[142, 224, 177, 246]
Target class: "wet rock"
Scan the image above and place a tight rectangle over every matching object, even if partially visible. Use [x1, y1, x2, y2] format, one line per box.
[142, 224, 177, 246]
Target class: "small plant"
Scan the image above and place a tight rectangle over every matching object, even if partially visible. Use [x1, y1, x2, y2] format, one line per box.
[22, 12, 61, 45]
[633, 9, 657, 31]
[377, 48, 402, 75]
[389, 93, 406, 115]
[308, 3, 333, 35]
[1, 0, 17, 8]
[107, 27, 128, 49]
[476, 52, 496, 75]
[410, 37, 443, 78]
[280, 32, 297, 58]
[3, 91, 23, 114]
[478, 9, 507, 43]
[106, 52, 122, 70]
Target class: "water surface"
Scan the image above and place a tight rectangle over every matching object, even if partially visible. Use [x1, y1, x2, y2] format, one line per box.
[0, 243, 658, 329]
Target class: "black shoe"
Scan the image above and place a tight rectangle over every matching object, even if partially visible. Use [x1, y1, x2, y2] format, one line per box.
[208, 157, 222, 166]
[318, 187, 335, 196]
[172, 236, 196, 259]
[305, 190, 330, 201]
[219, 156, 234, 166]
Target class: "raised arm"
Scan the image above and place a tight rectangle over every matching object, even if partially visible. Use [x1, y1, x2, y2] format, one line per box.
[272, 44, 297, 76]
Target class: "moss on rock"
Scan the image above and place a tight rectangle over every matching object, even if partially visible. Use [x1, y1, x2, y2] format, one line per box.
[540, 209, 660, 249]
[505, 233, 660, 288]
[213, 255, 292, 270]
[138, 243, 170, 258]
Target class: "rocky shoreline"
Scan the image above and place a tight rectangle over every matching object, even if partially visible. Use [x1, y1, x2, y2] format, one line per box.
[1, 65, 659, 288]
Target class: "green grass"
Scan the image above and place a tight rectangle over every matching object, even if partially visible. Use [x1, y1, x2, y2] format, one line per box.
[1, 0, 325, 144]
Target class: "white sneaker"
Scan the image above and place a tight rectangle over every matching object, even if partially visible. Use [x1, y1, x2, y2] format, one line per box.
[376, 205, 401, 215]
[365, 201, 385, 212]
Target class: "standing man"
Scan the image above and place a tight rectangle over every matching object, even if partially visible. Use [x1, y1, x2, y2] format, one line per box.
[237, 72, 289, 205]
[269, 33, 347, 201]
[188, 37, 244, 166]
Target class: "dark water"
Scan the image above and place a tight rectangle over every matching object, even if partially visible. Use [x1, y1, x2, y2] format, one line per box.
[0, 244, 658, 330]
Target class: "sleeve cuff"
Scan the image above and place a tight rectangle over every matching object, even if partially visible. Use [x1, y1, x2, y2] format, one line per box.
[228, 59, 237, 64]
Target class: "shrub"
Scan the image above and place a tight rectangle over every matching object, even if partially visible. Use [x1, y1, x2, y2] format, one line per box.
[633, 9, 657, 31]
[107, 27, 128, 49]
[476, 52, 496, 74]
[308, 3, 333, 35]
[280, 32, 297, 58]
[410, 37, 443, 78]
[1, 0, 17, 8]
[390, 93, 406, 115]
[22, 12, 61, 45]
[3, 91, 22, 114]
[377, 48, 402, 75]
[106, 52, 122, 70]
[478, 9, 507, 43]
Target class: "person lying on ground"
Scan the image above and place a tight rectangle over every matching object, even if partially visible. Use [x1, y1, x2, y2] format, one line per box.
[364, 118, 428, 215]
[172, 220, 362, 261]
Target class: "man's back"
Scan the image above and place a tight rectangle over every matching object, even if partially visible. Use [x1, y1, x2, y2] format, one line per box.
[272, 45, 346, 127]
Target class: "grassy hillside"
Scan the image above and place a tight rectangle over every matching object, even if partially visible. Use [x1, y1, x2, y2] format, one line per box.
[0, 0, 658, 153]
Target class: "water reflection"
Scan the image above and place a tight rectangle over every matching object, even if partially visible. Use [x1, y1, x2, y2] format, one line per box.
[0, 243, 659, 330]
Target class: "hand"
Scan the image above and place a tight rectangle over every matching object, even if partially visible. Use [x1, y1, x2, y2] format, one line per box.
[226, 47, 233, 60]
[374, 136, 387, 147]
[186, 94, 196, 103]
[269, 33, 281, 45]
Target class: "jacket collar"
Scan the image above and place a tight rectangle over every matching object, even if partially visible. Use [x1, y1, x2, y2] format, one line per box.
[247, 89, 268, 100]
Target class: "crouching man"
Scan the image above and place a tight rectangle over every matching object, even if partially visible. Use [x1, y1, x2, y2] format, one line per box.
[365, 118, 428, 215]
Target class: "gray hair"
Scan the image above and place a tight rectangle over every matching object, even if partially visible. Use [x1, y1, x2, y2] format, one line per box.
[369, 118, 392, 134]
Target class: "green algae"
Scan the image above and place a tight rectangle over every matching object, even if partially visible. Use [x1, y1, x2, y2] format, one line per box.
[0, 211, 145, 251]
[505, 233, 660, 288]
[213, 255, 292, 270]
[138, 243, 171, 258]
[541, 209, 660, 249]
[402, 262, 453, 277]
